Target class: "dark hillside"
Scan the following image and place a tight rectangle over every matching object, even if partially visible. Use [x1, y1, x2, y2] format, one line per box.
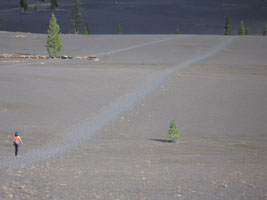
[0, 0, 266, 34]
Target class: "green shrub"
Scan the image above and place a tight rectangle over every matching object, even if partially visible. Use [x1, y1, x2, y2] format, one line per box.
[245, 27, 250, 35]
[263, 24, 267, 36]
[239, 20, 246, 35]
[72, 0, 82, 33]
[168, 120, 181, 142]
[82, 22, 90, 35]
[19, 0, 28, 12]
[117, 24, 123, 34]
[50, 0, 58, 10]
[224, 15, 232, 35]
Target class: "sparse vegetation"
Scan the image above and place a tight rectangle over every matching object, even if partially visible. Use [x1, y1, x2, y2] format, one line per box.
[239, 20, 246, 35]
[263, 24, 267, 36]
[19, 0, 28, 12]
[245, 27, 250, 35]
[117, 24, 123, 34]
[82, 22, 90, 35]
[168, 120, 181, 143]
[50, 0, 59, 10]
[46, 13, 62, 57]
[34, 5, 38, 11]
[72, 0, 82, 33]
[224, 15, 232, 35]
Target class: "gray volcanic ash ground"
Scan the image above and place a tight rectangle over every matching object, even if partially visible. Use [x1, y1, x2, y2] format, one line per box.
[0, 0, 267, 34]
[0, 32, 267, 199]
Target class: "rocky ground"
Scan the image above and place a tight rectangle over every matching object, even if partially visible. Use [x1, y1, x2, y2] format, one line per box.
[0, 33, 267, 199]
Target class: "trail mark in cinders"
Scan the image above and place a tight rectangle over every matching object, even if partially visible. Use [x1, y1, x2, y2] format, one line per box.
[94, 36, 188, 57]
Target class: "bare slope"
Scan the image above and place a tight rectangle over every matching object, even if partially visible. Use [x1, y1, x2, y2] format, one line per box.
[0, 33, 266, 199]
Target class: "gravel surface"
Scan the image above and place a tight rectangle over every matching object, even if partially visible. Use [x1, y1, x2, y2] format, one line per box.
[0, 33, 267, 199]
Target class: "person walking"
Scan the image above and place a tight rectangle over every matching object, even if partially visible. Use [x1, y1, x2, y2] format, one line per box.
[13, 132, 23, 157]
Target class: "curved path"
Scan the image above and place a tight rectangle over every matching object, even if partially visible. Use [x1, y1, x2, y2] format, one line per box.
[0, 36, 236, 169]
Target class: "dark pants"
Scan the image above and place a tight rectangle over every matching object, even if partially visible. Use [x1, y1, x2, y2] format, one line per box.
[14, 142, 19, 156]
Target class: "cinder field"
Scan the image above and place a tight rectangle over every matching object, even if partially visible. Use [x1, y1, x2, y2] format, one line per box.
[0, 32, 267, 199]
[1, 0, 267, 34]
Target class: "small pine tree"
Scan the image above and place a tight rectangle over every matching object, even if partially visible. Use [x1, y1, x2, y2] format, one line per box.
[82, 22, 90, 35]
[168, 120, 181, 142]
[34, 5, 38, 11]
[263, 24, 267, 36]
[176, 28, 180, 34]
[224, 15, 232, 35]
[239, 20, 246, 35]
[19, 0, 28, 12]
[245, 27, 250, 35]
[72, 0, 82, 33]
[46, 13, 62, 57]
[117, 24, 123, 34]
[50, 0, 59, 10]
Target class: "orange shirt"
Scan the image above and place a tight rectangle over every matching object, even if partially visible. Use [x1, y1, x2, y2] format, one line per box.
[14, 136, 20, 141]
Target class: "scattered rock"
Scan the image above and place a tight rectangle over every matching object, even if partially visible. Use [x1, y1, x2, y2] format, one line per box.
[61, 55, 73, 59]
[0, 54, 98, 61]
[17, 185, 25, 190]
[222, 180, 228, 188]
[176, 194, 183, 198]
[0, 54, 49, 59]
[75, 56, 88, 60]
[210, 180, 216, 185]
[15, 35, 26, 38]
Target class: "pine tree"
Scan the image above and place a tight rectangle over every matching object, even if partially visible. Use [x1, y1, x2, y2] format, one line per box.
[224, 15, 232, 35]
[34, 5, 38, 11]
[82, 22, 90, 35]
[263, 24, 267, 36]
[50, 0, 59, 10]
[19, 0, 28, 12]
[239, 20, 246, 35]
[168, 120, 181, 143]
[176, 28, 180, 34]
[245, 27, 250, 35]
[72, 0, 82, 33]
[46, 13, 62, 57]
[117, 24, 123, 34]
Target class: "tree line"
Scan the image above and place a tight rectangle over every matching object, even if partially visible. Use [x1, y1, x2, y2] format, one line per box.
[20, 0, 58, 12]
[225, 15, 267, 36]
[21, 1, 267, 57]
[19, 1, 267, 36]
